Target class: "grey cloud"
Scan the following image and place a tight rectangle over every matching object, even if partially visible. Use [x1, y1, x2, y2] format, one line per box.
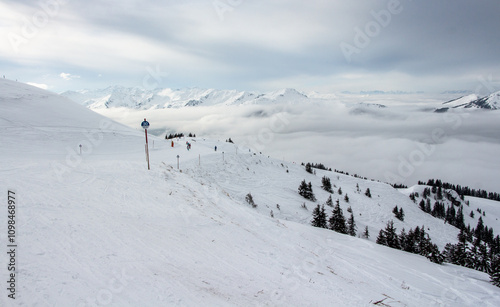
[4, 0, 500, 93]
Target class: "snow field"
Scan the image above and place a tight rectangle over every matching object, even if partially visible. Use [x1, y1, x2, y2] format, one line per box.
[0, 79, 499, 306]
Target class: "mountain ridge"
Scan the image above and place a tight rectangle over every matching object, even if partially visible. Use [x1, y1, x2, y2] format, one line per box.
[61, 86, 311, 110]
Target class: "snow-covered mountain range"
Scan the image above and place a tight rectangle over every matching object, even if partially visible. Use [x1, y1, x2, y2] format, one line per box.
[61, 86, 310, 109]
[62, 86, 500, 112]
[2, 79, 500, 306]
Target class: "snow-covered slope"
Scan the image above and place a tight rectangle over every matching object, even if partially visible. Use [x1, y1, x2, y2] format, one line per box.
[466, 91, 500, 109]
[442, 94, 479, 108]
[436, 92, 500, 112]
[1, 79, 500, 306]
[61, 86, 310, 109]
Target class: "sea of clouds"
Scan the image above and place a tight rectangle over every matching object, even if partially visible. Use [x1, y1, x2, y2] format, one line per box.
[95, 95, 500, 192]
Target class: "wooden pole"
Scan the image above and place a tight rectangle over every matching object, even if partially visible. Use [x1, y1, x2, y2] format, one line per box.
[145, 129, 150, 170]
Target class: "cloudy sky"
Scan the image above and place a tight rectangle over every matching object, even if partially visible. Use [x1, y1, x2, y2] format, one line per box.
[1, 0, 499, 94]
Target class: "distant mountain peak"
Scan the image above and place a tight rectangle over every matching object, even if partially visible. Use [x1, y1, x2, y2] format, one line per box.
[435, 91, 499, 112]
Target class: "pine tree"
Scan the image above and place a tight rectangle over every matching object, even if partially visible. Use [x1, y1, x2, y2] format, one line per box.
[490, 256, 500, 287]
[400, 228, 414, 253]
[445, 205, 457, 227]
[347, 212, 357, 236]
[245, 193, 257, 208]
[392, 205, 399, 216]
[455, 228, 472, 267]
[329, 202, 347, 234]
[431, 201, 439, 217]
[416, 227, 433, 257]
[475, 216, 485, 243]
[338, 187, 343, 195]
[363, 226, 370, 239]
[311, 205, 328, 229]
[437, 186, 443, 200]
[419, 199, 426, 211]
[425, 199, 431, 213]
[325, 195, 334, 207]
[393, 206, 404, 221]
[365, 188, 372, 198]
[344, 194, 349, 203]
[385, 220, 401, 249]
[376, 229, 387, 245]
[321, 176, 333, 193]
[305, 163, 313, 174]
[456, 206, 465, 230]
[426, 243, 444, 264]
[377, 220, 400, 249]
[298, 180, 316, 201]
[491, 236, 500, 256]
[443, 243, 459, 264]
[298, 180, 309, 199]
[308, 182, 317, 202]
[473, 243, 491, 273]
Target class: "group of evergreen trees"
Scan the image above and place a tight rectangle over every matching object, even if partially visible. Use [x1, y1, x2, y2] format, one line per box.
[321, 176, 334, 193]
[416, 196, 465, 230]
[418, 179, 500, 202]
[376, 221, 443, 264]
[311, 200, 357, 237]
[304, 167, 500, 286]
[391, 183, 408, 189]
[410, 185, 500, 286]
[303, 162, 332, 172]
[304, 167, 500, 287]
[443, 224, 500, 286]
[165, 132, 196, 139]
[392, 206, 405, 221]
[298, 180, 316, 202]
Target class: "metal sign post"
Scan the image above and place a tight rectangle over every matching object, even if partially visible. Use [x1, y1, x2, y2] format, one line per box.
[141, 118, 150, 170]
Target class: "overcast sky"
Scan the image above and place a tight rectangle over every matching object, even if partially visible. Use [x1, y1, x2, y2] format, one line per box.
[1, 0, 499, 94]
